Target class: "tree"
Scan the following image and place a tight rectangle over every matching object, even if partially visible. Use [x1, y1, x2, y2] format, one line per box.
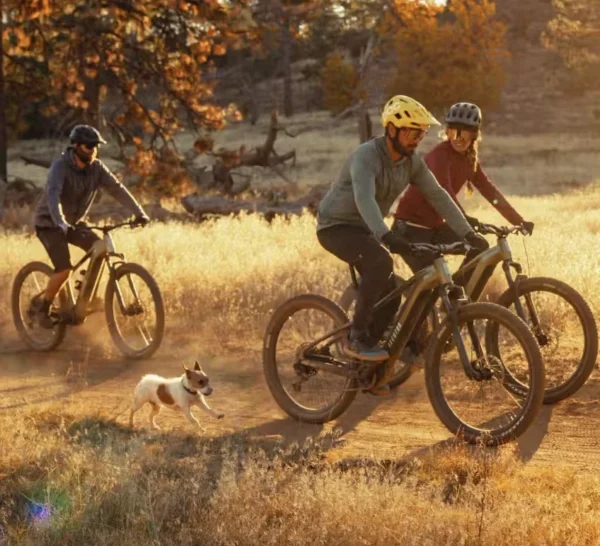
[542, 0, 600, 91]
[383, 0, 508, 114]
[3, 0, 257, 196]
[252, 0, 321, 117]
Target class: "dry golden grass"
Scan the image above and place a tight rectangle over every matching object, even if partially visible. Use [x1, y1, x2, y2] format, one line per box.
[2, 403, 600, 546]
[2, 125, 600, 544]
[2, 183, 600, 351]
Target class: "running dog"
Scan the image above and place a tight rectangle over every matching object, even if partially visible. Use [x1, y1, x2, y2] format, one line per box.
[129, 361, 224, 431]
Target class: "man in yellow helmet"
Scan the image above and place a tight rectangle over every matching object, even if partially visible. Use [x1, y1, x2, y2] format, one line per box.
[317, 95, 488, 362]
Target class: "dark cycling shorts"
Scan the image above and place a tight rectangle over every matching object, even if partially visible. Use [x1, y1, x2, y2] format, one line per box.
[36, 225, 100, 273]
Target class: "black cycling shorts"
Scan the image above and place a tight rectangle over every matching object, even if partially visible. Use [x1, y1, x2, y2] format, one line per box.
[36, 226, 100, 273]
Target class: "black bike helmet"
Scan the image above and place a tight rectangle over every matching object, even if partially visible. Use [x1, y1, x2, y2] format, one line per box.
[444, 103, 482, 128]
[69, 125, 107, 146]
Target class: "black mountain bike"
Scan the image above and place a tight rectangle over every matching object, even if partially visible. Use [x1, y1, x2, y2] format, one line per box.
[339, 223, 598, 403]
[263, 242, 545, 446]
[12, 220, 164, 359]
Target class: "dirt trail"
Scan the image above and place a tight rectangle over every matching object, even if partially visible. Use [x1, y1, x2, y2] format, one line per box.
[2, 326, 600, 473]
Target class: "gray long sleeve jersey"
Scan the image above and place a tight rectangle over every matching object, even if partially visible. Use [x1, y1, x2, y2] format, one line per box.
[34, 148, 146, 228]
[317, 136, 473, 240]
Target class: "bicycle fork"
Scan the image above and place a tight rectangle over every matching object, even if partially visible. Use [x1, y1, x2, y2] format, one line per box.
[503, 261, 544, 337]
[441, 289, 492, 381]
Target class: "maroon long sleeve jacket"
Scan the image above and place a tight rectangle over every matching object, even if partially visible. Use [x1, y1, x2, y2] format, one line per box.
[394, 140, 523, 228]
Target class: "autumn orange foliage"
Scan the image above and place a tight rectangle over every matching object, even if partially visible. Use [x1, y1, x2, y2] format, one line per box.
[383, 0, 508, 115]
[320, 52, 361, 114]
[4, 0, 255, 193]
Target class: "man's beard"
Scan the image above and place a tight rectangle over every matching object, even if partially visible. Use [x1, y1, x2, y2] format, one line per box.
[389, 130, 414, 157]
[74, 146, 94, 164]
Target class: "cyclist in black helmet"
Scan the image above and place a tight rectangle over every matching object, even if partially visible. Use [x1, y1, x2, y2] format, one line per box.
[32, 124, 150, 328]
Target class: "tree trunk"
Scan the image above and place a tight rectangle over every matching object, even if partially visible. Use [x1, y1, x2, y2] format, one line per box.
[357, 103, 373, 143]
[281, 12, 294, 117]
[0, 0, 7, 220]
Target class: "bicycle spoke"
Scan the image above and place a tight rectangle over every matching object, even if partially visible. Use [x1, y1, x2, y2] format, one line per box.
[276, 307, 350, 412]
[437, 315, 534, 435]
[110, 272, 158, 353]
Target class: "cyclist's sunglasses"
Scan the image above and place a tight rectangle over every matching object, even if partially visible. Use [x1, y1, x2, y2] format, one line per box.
[447, 127, 478, 140]
[402, 128, 427, 142]
[80, 142, 100, 150]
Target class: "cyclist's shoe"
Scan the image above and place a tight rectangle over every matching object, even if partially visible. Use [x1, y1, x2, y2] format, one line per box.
[345, 333, 389, 362]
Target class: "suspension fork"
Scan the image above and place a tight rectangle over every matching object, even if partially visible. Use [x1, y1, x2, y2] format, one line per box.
[441, 288, 485, 381]
[107, 259, 139, 315]
[503, 261, 542, 330]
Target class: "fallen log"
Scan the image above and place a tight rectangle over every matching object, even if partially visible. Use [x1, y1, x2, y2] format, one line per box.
[86, 202, 192, 223]
[181, 185, 326, 221]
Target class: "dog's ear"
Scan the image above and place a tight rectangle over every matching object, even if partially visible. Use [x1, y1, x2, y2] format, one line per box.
[182, 362, 189, 373]
[194, 360, 202, 371]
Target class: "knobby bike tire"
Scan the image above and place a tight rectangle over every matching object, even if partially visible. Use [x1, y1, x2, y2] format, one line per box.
[425, 302, 545, 446]
[104, 262, 165, 360]
[263, 294, 357, 423]
[488, 277, 598, 404]
[11, 261, 67, 352]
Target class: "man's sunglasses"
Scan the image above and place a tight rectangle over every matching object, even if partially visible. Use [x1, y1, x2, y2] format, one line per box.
[80, 142, 100, 150]
[446, 127, 477, 140]
[402, 128, 427, 142]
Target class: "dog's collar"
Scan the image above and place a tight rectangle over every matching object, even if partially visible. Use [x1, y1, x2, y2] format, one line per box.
[181, 378, 198, 395]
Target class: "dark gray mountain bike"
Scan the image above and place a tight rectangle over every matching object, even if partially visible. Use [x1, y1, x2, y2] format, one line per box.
[339, 223, 597, 404]
[263, 241, 545, 446]
[12, 220, 164, 359]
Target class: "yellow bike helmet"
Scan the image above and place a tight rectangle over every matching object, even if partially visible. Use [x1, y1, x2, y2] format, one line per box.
[381, 95, 440, 130]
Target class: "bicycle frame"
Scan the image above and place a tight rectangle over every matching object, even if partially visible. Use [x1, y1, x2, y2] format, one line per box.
[59, 228, 135, 325]
[302, 253, 480, 389]
[453, 232, 531, 322]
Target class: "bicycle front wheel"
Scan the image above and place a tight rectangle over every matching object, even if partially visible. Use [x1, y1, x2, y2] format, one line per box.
[425, 302, 545, 446]
[263, 294, 357, 424]
[488, 277, 598, 404]
[105, 263, 164, 359]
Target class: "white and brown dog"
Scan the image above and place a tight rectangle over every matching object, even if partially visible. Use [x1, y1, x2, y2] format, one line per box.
[129, 361, 224, 431]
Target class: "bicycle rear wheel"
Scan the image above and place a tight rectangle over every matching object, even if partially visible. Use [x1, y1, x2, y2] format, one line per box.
[263, 294, 357, 423]
[11, 261, 67, 351]
[425, 302, 545, 445]
[488, 277, 598, 404]
[105, 263, 164, 359]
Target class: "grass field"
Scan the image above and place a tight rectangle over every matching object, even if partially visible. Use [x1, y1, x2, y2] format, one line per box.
[1, 115, 600, 545]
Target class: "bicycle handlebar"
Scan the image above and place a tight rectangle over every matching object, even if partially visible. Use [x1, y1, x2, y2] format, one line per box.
[85, 219, 146, 233]
[409, 241, 469, 258]
[476, 223, 528, 237]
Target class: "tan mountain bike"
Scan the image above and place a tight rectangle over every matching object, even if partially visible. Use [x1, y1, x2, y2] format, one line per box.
[263, 241, 545, 446]
[12, 220, 164, 359]
[340, 223, 597, 404]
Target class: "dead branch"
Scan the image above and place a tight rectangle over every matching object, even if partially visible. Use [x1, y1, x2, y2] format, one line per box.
[181, 185, 326, 220]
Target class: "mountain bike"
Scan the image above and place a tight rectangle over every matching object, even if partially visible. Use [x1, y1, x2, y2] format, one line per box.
[339, 223, 597, 404]
[12, 220, 164, 359]
[263, 242, 545, 445]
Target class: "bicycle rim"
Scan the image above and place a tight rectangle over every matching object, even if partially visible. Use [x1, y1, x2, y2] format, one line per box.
[427, 303, 544, 445]
[264, 295, 356, 422]
[12, 262, 66, 351]
[106, 264, 163, 358]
